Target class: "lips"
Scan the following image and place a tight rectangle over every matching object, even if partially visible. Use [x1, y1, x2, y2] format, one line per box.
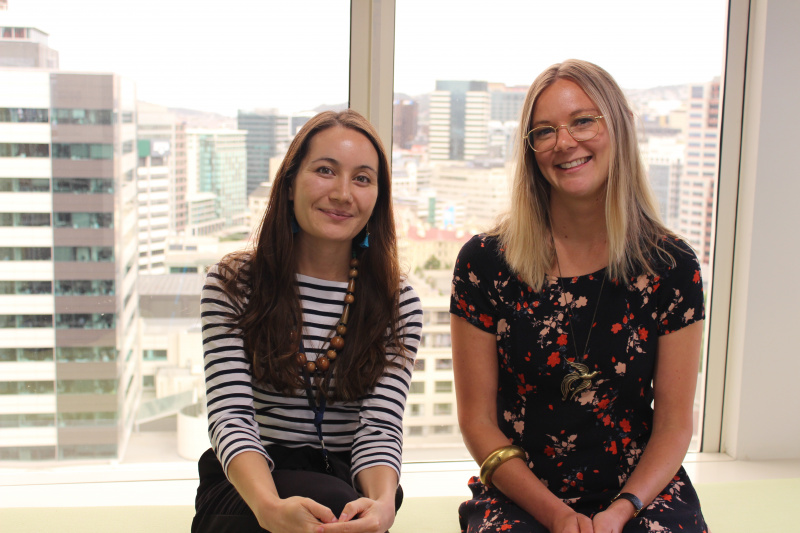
[320, 208, 353, 220]
[557, 156, 591, 169]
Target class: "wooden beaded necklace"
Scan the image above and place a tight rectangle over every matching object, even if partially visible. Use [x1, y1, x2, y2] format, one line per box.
[293, 254, 359, 471]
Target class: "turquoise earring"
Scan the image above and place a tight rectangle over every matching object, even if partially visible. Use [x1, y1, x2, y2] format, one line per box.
[358, 226, 370, 248]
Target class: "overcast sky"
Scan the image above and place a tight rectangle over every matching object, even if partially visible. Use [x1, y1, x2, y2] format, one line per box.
[3, 0, 728, 115]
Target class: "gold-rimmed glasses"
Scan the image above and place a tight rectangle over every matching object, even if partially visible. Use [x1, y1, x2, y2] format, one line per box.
[526, 115, 604, 152]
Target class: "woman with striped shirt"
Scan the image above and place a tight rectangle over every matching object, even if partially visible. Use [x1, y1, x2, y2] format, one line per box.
[191, 110, 422, 533]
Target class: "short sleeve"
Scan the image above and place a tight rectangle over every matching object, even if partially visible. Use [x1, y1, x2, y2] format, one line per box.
[450, 235, 503, 333]
[655, 238, 706, 336]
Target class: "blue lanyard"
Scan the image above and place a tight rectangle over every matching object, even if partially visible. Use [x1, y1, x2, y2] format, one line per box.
[298, 337, 332, 472]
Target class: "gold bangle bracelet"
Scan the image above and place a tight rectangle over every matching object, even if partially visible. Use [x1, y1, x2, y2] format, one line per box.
[479, 445, 526, 488]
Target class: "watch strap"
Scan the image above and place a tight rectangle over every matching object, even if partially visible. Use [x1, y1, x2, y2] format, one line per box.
[611, 492, 644, 517]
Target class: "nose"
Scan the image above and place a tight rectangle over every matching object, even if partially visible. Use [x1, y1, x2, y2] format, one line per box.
[553, 125, 577, 151]
[330, 176, 352, 202]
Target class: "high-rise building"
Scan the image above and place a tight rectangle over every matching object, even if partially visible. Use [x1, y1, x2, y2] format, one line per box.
[429, 80, 490, 161]
[236, 109, 289, 195]
[393, 98, 418, 149]
[489, 83, 527, 123]
[186, 129, 247, 235]
[136, 103, 187, 274]
[678, 78, 720, 270]
[0, 60, 140, 461]
[642, 136, 684, 229]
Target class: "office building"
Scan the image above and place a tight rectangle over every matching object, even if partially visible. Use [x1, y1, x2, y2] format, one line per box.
[429, 80, 490, 161]
[678, 78, 720, 270]
[185, 128, 247, 235]
[236, 109, 289, 195]
[0, 59, 140, 461]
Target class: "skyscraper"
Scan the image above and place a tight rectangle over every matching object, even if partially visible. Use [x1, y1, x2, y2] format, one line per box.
[429, 80, 490, 161]
[186, 129, 247, 235]
[1, 16, 140, 462]
[678, 78, 720, 270]
[236, 109, 289, 195]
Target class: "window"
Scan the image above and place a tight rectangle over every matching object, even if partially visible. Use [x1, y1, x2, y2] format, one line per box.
[143, 349, 167, 361]
[0, 0, 747, 482]
[53, 178, 114, 194]
[394, 0, 730, 458]
[0, 178, 50, 192]
[54, 246, 114, 262]
[409, 382, 425, 394]
[434, 381, 453, 393]
[434, 403, 453, 416]
[52, 143, 113, 160]
[435, 358, 453, 370]
[0, 281, 52, 295]
[0, 315, 52, 328]
[51, 108, 113, 125]
[0, 143, 49, 157]
[55, 280, 115, 296]
[54, 212, 113, 229]
[57, 379, 118, 395]
[0, 108, 48, 123]
[55, 313, 115, 329]
[0, 213, 50, 227]
[407, 426, 424, 437]
[57, 346, 117, 363]
[0, 348, 53, 362]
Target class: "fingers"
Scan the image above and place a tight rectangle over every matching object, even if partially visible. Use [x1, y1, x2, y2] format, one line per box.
[337, 498, 371, 523]
[302, 498, 338, 524]
[318, 498, 390, 533]
[577, 513, 595, 532]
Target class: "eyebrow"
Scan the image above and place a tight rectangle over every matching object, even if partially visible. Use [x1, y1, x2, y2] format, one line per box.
[310, 157, 377, 174]
[531, 108, 600, 127]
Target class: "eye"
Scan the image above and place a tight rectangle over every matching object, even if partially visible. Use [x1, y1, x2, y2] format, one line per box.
[571, 116, 595, 129]
[316, 166, 334, 175]
[531, 126, 555, 140]
[353, 174, 372, 184]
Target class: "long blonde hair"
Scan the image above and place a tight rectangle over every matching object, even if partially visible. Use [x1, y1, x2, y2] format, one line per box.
[493, 59, 673, 289]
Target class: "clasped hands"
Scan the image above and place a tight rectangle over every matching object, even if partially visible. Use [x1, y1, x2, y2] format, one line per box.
[550, 501, 635, 533]
[257, 495, 394, 533]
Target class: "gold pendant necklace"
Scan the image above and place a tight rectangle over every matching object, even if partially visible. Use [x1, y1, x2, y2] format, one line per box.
[555, 253, 605, 401]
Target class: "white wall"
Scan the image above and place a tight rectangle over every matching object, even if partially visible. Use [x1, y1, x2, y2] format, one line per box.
[723, 0, 800, 460]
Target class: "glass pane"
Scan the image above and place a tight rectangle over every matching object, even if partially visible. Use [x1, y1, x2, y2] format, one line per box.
[1, 0, 349, 468]
[394, 0, 729, 460]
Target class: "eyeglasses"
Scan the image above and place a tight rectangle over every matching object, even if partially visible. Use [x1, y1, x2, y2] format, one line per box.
[525, 115, 604, 152]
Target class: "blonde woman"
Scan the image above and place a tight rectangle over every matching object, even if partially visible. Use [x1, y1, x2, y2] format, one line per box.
[451, 60, 708, 533]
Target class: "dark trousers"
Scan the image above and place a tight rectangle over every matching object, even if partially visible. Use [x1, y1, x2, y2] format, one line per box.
[191, 448, 402, 533]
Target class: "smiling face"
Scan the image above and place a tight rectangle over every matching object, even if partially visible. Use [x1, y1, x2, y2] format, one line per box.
[531, 78, 611, 203]
[290, 125, 379, 252]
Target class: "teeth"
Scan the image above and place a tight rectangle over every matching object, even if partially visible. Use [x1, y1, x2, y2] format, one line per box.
[559, 157, 589, 169]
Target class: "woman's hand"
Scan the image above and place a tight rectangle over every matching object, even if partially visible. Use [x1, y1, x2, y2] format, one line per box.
[255, 495, 339, 533]
[548, 509, 594, 533]
[589, 500, 634, 533]
[319, 496, 395, 533]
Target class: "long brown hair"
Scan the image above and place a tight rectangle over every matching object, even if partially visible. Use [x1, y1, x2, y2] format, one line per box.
[217, 110, 404, 401]
[494, 59, 674, 289]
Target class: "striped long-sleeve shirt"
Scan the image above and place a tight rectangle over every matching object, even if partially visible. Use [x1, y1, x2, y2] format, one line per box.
[201, 263, 423, 483]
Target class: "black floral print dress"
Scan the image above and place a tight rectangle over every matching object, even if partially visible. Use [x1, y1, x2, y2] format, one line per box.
[450, 234, 708, 533]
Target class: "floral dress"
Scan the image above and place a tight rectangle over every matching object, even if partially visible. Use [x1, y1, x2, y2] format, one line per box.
[450, 234, 709, 533]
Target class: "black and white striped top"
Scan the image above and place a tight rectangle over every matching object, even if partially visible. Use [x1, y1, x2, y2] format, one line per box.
[201, 263, 423, 483]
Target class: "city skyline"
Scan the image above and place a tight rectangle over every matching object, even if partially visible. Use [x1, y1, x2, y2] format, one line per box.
[3, 0, 727, 116]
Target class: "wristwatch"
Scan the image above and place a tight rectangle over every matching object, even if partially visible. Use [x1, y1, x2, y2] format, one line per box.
[611, 492, 644, 517]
